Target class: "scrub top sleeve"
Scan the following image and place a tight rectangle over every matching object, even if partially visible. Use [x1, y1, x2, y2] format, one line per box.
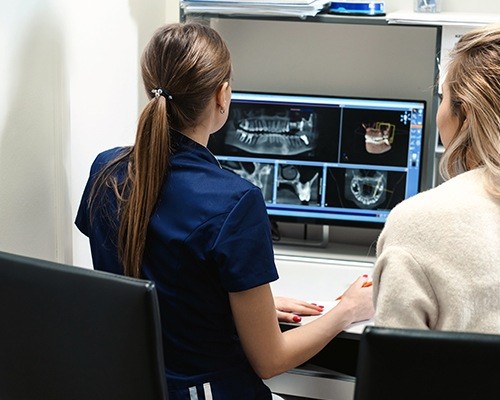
[75, 169, 95, 237]
[213, 187, 279, 292]
[75, 149, 120, 237]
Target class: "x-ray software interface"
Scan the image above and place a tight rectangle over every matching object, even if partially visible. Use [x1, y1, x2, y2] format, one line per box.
[208, 91, 426, 227]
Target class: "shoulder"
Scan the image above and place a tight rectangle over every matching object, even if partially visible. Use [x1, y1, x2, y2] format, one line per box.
[94, 146, 128, 164]
[184, 158, 260, 200]
[90, 147, 129, 174]
[387, 169, 486, 225]
[377, 169, 494, 252]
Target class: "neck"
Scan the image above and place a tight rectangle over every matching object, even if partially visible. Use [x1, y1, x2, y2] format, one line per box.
[174, 99, 220, 147]
[174, 127, 210, 147]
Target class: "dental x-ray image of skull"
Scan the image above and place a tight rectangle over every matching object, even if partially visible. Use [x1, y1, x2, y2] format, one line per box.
[224, 107, 318, 156]
[345, 169, 387, 209]
[363, 122, 395, 154]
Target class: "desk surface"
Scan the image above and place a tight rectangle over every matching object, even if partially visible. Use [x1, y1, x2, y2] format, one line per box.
[284, 300, 373, 336]
[273, 249, 375, 377]
[272, 248, 375, 338]
[274, 241, 376, 264]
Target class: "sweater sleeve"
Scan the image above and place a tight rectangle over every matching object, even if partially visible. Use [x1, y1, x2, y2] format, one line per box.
[373, 244, 438, 330]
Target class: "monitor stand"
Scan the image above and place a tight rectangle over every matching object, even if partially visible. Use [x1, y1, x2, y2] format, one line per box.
[273, 224, 329, 248]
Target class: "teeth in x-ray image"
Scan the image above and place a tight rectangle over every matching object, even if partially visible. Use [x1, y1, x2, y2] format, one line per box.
[277, 165, 319, 203]
[225, 112, 317, 156]
[345, 169, 387, 209]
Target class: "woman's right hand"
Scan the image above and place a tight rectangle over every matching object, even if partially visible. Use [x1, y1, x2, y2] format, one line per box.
[335, 275, 375, 323]
[230, 278, 374, 379]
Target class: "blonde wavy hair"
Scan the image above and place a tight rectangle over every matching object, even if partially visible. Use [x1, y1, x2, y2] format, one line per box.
[439, 24, 500, 199]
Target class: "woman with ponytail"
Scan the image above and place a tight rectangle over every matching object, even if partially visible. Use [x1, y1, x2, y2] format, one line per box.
[76, 22, 373, 399]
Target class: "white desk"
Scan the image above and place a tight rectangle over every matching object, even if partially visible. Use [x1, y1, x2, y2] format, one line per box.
[266, 245, 375, 400]
[272, 247, 375, 331]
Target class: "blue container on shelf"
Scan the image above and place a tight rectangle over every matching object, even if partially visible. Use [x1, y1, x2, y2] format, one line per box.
[330, 1, 385, 16]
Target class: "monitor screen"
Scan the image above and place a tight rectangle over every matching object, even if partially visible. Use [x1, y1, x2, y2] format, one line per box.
[208, 91, 426, 228]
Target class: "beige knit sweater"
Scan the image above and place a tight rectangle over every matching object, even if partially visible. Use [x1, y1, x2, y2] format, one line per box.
[373, 168, 500, 333]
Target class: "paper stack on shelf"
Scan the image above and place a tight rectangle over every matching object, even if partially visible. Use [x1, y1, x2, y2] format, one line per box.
[181, 0, 330, 18]
[386, 11, 500, 27]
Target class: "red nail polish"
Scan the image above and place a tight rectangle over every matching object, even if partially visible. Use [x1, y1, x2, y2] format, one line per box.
[292, 315, 301, 322]
[318, 305, 324, 308]
[363, 274, 368, 278]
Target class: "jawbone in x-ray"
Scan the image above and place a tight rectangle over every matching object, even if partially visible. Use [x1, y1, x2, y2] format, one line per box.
[224, 107, 318, 156]
[345, 169, 387, 209]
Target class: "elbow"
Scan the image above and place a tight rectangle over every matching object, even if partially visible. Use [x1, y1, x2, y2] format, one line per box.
[255, 369, 278, 380]
[252, 363, 282, 380]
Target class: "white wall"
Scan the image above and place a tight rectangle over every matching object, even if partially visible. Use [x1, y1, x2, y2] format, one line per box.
[0, 0, 69, 261]
[1, 0, 499, 267]
[0, 0, 178, 266]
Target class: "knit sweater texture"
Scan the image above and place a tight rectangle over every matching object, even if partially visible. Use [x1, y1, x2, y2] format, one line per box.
[373, 168, 500, 333]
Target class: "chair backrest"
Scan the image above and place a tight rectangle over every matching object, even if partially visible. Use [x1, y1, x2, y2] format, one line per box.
[354, 325, 500, 400]
[0, 250, 168, 400]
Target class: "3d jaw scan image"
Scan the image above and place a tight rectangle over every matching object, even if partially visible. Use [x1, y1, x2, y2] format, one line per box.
[363, 121, 395, 154]
[340, 108, 411, 168]
[223, 105, 319, 157]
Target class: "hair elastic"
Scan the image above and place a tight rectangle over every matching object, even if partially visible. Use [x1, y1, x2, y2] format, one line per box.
[151, 88, 173, 101]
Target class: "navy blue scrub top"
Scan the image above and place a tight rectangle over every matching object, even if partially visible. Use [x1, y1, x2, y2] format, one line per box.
[75, 131, 279, 399]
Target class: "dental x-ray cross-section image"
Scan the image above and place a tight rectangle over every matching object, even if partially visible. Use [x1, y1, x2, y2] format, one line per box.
[277, 165, 321, 205]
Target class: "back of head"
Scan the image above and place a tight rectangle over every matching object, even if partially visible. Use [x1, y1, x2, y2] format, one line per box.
[141, 22, 232, 132]
[440, 24, 500, 198]
[115, 22, 232, 277]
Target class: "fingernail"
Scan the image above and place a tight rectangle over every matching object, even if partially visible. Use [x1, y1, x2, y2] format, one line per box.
[363, 274, 368, 278]
[311, 303, 317, 306]
[318, 305, 324, 309]
[292, 315, 302, 322]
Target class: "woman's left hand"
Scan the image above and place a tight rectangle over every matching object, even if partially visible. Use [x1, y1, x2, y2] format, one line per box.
[274, 296, 324, 323]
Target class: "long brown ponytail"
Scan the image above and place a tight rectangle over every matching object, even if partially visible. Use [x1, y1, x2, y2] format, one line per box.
[90, 22, 232, 277]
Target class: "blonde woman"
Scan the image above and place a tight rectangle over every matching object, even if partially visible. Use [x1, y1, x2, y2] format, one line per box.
[373, 24, 500, 333]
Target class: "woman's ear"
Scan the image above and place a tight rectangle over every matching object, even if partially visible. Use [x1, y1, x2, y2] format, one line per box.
[216, 82, 230, 112]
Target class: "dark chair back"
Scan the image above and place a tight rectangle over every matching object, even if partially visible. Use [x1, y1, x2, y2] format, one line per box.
[354, 325, 500, 400]
[0, 251, 168, 400]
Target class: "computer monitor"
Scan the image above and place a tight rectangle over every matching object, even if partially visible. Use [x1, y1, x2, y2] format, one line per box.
[0, 250, 168, 400]
[208, 91, 426, 229]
